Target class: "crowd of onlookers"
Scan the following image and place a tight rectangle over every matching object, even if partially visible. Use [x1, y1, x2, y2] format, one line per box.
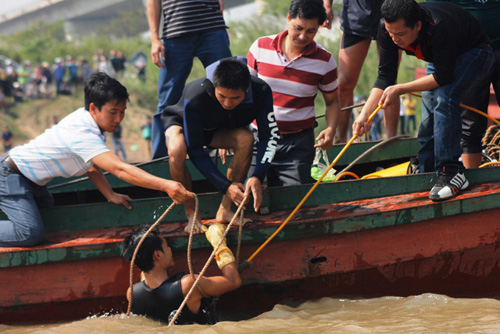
[0, 49, 149, 111]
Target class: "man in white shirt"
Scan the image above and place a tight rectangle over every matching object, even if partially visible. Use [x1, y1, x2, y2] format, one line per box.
[0, 73, 193, 247]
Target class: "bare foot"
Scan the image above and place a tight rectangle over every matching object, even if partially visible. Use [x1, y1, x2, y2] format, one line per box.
[184, 215, 207, 234]
[215, 207, 252, 226]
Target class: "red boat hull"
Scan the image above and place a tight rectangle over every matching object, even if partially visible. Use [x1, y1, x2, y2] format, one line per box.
[1, 201, 499, 324]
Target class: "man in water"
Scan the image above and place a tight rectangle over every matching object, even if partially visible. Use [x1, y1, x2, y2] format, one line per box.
[121, 224, 241, 324]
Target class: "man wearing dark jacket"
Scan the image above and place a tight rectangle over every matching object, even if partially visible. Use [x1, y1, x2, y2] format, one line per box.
[353, 0, 493, 201]
[161, 58, 279, 233]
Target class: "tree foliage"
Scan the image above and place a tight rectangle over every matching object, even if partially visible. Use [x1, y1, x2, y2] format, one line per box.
[0, 21, 67, 64]
[96, 8, 149, 38]
[1, 0, 425, 128]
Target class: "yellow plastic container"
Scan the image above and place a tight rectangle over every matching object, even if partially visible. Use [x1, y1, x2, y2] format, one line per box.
[361, 161, 410, 179]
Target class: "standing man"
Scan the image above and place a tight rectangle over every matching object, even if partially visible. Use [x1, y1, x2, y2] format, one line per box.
[247, 0, 341, 186]
[121, 224, 241, 324]
[147, 0, 232, 159]
[353, 0, 493, 201]
[0, 73, 193, 247]
[323, 0, 400, 143]
[1, 125, 13, 153]
[111, 124, 127, 161]
[162, 58, 278, 233]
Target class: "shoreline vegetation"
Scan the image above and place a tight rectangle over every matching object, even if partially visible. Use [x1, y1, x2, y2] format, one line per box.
[0, 0, 425, 162]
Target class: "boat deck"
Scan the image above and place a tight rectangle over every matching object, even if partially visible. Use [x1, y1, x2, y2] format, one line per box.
[2, 181, 500, 268]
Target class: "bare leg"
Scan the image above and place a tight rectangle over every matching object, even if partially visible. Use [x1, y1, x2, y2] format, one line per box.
[209, 127, 254, 224]
[165, 126, 205, 233]
[384, 101, 400, 138]
[377, 44, 402, 139]
[337, 36, 371, 143]
[461, 153, 482, 169]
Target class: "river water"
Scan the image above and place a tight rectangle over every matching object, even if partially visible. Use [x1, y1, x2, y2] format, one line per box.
[1, 294, 500, 334]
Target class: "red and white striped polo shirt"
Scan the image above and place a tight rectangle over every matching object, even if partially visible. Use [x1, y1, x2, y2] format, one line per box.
[247, 30, 338, 133]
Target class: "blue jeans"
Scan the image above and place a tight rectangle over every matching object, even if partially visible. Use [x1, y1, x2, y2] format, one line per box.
[0, 162, 53, 247]
[371, 119, 382, 140]
[418, 46, 494, 173]
[151, 29, 232, 159]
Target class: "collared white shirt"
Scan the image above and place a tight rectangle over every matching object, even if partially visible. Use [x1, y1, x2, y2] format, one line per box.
[10, 108, 110, 185]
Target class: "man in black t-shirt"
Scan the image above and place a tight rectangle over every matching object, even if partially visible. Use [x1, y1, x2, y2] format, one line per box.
[353, 0, 493, 201]
[121, 225, 241, 325]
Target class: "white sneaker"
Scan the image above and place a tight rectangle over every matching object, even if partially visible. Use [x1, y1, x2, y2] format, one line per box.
[429, 167, 469, 201]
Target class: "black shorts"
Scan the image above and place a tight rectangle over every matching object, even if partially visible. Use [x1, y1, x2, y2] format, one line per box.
[341, 31, 373, 49]
[340, 0, 383, 49]
[162, 109, 216, 146]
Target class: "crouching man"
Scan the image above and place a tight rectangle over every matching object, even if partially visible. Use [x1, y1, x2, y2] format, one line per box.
[121, 224, 241, 324]
[162, 57, 279, 233]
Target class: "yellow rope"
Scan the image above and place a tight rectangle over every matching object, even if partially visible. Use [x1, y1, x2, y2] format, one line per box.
[245, 105, 382, 264]
[245, 92, 498, 264]
[409, 92, 500, 126]
[479, 161, 500, 168]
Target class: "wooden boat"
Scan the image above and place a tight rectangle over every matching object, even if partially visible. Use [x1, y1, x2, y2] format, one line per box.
[1, 137, 500, 324]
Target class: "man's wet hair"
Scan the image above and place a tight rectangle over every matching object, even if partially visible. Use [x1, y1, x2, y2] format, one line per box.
[121, 226, 164, 272]
[213, 58, 251, 92]
[288, 0, 326, 26]
[381, 0, 420, 28]
[84, 72, 129, 111]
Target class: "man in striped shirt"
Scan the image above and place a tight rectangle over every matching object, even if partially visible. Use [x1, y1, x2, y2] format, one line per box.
[0, 73, 193, 247]
[147, 0, 232, 159]
[247, 0, 341, 186]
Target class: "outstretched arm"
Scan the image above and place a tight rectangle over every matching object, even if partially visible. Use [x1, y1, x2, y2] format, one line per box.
[181, 223, 241, 313]
[87, 165, 132, 209]
[91, 151, 193, 204]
